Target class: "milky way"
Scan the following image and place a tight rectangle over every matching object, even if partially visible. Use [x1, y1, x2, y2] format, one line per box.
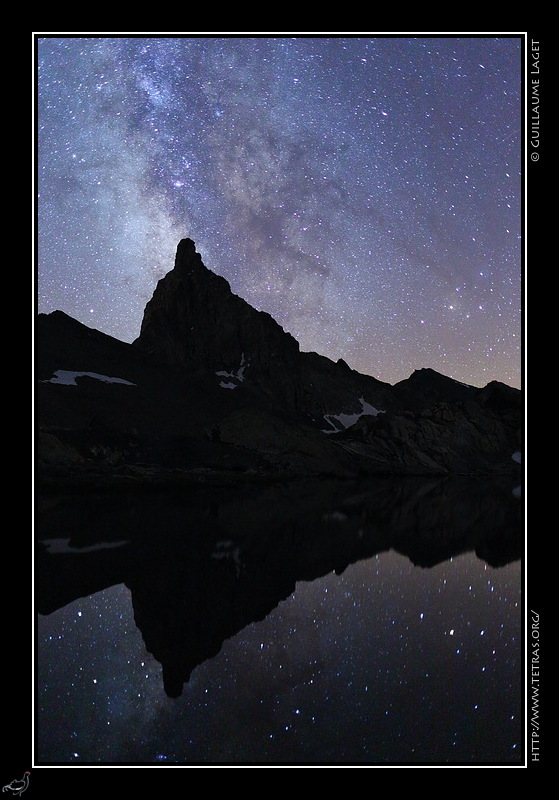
[36, 35, 522, 388]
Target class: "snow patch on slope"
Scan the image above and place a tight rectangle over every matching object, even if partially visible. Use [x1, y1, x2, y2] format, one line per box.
[216, 353, 248, 389]
[322, 396, 384, 433]
[42, 370, 136, 386]
[42, 538, 130, 553]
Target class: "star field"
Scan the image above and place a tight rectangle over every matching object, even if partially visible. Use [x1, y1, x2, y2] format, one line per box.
[36, 35, 522, 388]
[37, 551, 522, 764]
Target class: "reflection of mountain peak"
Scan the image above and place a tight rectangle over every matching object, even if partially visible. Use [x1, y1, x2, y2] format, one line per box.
[36, 477, 522, 698]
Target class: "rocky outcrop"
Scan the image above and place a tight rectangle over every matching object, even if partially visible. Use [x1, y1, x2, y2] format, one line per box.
[334, 399, 521, 475]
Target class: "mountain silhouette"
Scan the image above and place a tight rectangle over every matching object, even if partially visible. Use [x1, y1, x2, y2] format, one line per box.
[36, 238, 522, 484]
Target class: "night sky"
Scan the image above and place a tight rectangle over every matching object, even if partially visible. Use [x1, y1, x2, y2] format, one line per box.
[36, 35, 523, 389]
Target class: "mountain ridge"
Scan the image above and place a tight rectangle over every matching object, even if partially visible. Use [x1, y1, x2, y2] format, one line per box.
[36, 238, 522, 484]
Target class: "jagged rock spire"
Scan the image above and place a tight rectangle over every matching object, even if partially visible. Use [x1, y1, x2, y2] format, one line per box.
[134, 239, 302, 405]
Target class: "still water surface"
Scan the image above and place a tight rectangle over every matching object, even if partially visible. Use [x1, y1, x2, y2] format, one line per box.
[35, 477, 523, 765]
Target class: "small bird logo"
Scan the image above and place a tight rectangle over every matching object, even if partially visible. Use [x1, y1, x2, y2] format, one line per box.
[2, 773, 30, 796]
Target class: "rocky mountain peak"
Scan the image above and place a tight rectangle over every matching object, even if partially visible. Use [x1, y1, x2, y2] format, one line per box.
[175, 236, 198, 264]
[134, 239, 302, 405]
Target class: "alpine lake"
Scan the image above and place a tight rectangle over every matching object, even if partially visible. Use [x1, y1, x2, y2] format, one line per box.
[35, 474, 523, 766]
